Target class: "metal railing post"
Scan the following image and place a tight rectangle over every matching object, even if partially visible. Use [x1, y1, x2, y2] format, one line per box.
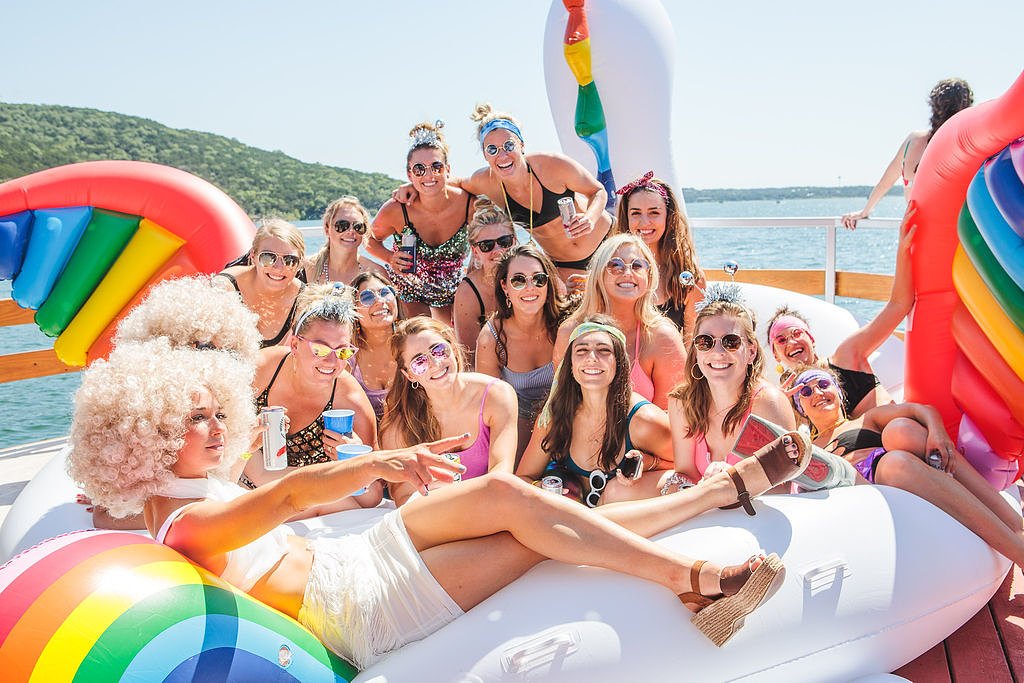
[825, 220, 837, 303]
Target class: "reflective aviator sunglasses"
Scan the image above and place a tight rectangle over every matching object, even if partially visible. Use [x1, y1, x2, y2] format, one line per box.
[296, 336, 358, 361]
[257, 251, 301, 269]
[357, 286, 396, 307]
[692, 333, 743, 352]
[410, 161, 446, 177]
[484, 139, 518, 156]
[408, 342, 451, 376]
[473, 235, 515, 253]
[333, 219, 367, 235]
[508, 272, 549, 290]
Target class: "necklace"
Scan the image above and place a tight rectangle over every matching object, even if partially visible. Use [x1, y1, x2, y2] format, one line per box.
[321, 255, 364, 284]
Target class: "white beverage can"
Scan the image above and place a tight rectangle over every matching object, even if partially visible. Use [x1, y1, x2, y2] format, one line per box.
[261, 406, 288, 471]
[541, 475, 563, 494]
[557, 196, 575, 231]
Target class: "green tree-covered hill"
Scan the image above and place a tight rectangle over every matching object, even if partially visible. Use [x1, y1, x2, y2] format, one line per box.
[0, 102, 400, 220]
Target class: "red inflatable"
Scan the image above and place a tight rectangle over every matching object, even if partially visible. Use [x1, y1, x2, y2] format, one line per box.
[904, 70, 1024, 438]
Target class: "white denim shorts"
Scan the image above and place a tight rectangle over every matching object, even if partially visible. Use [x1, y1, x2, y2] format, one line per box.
[297, 509, 463, 669]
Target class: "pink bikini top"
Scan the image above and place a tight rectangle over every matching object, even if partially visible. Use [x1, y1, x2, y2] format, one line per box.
[629, 326, 655, 402]
[691, 389, 763, 477]
[451, 379, 498, 479]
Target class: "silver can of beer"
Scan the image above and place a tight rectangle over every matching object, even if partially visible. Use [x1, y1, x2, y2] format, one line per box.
[927, 451, 943, 470]
[443, 453, 462, 482]
[557, 196, 575, 232]
[541, 475, 563, 494]
[261, 406, 288, 471]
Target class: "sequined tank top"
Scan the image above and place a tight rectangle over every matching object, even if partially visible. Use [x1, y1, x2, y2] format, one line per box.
[255, 354, 338, 466]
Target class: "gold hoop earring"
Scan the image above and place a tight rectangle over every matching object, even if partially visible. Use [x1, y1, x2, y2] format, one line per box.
[690, 364, 704, 381]
[506, 295, 512, 308]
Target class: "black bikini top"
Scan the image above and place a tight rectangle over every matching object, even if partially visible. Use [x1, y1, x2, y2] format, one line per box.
[500, 163, 574, 227]
[219, 272, 303, 348]
[829, 362, 880, 416]
[828, 428, 883, 455]
[255, 354, 338, 466]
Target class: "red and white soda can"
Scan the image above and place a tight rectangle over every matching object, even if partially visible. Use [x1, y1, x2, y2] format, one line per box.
[261, 406, 288, 471]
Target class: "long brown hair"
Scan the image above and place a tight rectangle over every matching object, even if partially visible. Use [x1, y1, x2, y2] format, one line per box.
[615, 179, 703, 309]
[670, 299, 764, 438]
[379, 317, 466, 446]
[490, 244, 565, 365]
[541, 314, 632, 472]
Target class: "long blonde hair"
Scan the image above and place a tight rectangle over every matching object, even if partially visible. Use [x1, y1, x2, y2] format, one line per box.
[573, 233, 665, 338]
[309, 196, 371, 283]
[379, 317, 466, 446]
[250, 218, 305, 259]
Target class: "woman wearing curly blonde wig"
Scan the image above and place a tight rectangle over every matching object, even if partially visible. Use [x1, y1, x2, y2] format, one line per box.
[553, 233, 686, 408]
[70, 337, 795, 663]
[305, 196, 388, 286]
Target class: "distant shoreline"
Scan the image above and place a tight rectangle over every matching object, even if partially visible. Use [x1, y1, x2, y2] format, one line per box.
[683, 186, 899, 203]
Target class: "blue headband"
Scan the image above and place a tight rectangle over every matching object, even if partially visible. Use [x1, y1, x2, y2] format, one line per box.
[791, 368, 843, 417]
[478, 118, 523, 144]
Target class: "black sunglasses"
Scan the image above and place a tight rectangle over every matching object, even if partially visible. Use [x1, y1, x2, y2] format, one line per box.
[334, 219, 367, 235]
[410, 161, 446, 177]
[692, 333, 743, 352]
[508, 272, 549, 290]
[484, 140, 518, 156]
[473, 234, 515, 253]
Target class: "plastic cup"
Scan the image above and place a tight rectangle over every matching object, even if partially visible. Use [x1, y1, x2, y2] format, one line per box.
[322, 409, 355, 436]
[336, 443, 373, 495]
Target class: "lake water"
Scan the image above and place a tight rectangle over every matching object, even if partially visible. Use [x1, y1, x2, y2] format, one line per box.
[0, 195, 905, 449]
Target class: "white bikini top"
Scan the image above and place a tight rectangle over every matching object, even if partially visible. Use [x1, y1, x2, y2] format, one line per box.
[154, 475, 294, 591]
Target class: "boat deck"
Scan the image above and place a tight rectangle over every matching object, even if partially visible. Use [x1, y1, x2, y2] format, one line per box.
[1, 442, 1021, 679]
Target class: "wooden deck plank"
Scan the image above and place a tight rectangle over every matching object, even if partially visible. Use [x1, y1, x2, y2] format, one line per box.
[893, 642, 950, 682]
[945, 602, 1013, 682]
[990, 563, 1024, 681]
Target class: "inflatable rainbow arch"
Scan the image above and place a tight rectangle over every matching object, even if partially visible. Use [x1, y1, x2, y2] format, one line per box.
[0, 160, 254, 367]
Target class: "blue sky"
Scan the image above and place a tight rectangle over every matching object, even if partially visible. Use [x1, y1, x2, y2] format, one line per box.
[3, 1, 1022, 189]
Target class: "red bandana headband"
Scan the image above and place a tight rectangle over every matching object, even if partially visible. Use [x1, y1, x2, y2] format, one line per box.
[615, 171, 668, 200]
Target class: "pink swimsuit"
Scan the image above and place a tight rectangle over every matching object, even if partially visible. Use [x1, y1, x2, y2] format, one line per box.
[628, 326, 655, 402]
[691, 389, 762, 477]
[452, 379, 497, 479]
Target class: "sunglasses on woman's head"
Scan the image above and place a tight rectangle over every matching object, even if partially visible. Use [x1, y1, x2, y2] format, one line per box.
[605, 257, 650, 275]
[797, 378, 833, 397]
[333, 219, 367, 235]
[408, 342, 451, 376]
[473, 234, 515, 253]
[297, 336, 358, 361]
[508, 272, 549, 290]
[692, 333, 743, 352]
[257, 251, 301, 269]
[357, 286, 396, 307]
[484, 140, 518, 156]
[410, 161, 446, 177]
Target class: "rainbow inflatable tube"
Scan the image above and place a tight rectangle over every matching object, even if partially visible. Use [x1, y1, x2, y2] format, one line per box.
[904, 70, 1024, 438]
[957, 204, 1024, 331]
[951, 305, 1024, 426]
[957, 414, 1021, 491]
[968, 162, 1024, 291]
[951, 353, 1024, 462]
[0, 529, 355, 681]
[0, 161, 254, 366]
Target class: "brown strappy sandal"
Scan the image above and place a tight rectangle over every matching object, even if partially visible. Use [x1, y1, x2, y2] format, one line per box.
[719, 430, 812, 516]
[681, 554, 786, 646]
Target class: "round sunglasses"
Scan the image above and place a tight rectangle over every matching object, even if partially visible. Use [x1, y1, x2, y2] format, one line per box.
[508, 272, 549, 290]
[410, 161, 445, 177]
[605, 257, 650, 276]
[473, 234, 515, 253]
[797, 378, 833, 397]
[356, 286, 396, 307]
[296, 336, 358, 361]
[484, 140, 518, 156]
[408, 342, 451, 377]
[257, 251, 301, 269]
[333, 219, 367, 235]
[692, 333, 743, 352]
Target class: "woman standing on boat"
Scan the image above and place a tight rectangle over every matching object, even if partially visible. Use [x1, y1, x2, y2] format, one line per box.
[553, 233, 686, 409]
[841, 78, 973, 229]
[791, 366, 1024, 567]
[244, 285, 378, 500]
[768, 205, 917, 418]
[350, 272, 401, 423]
[662, 287, 798, 497]
[615, 171, 705, 338]
[517, 316, 677, 506]
[69, 340, 803, 662]
[379, 317, 518, 505]
[369, 121, 473, 324]
[476, 244, 564, 463]
[305, 196, 387, 285]
[451, 199, 517, 367]
[216, 219, 306, 349]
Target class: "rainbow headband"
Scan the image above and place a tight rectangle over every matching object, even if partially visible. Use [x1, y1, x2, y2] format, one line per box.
[478, 118, 523, 144]
[769, 315, 815, 344]
[538, 321, 627, 427]
[791, 368, 843, 417]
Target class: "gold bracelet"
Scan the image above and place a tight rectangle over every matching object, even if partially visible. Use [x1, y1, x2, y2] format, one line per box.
[239, 451, 254, 461]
